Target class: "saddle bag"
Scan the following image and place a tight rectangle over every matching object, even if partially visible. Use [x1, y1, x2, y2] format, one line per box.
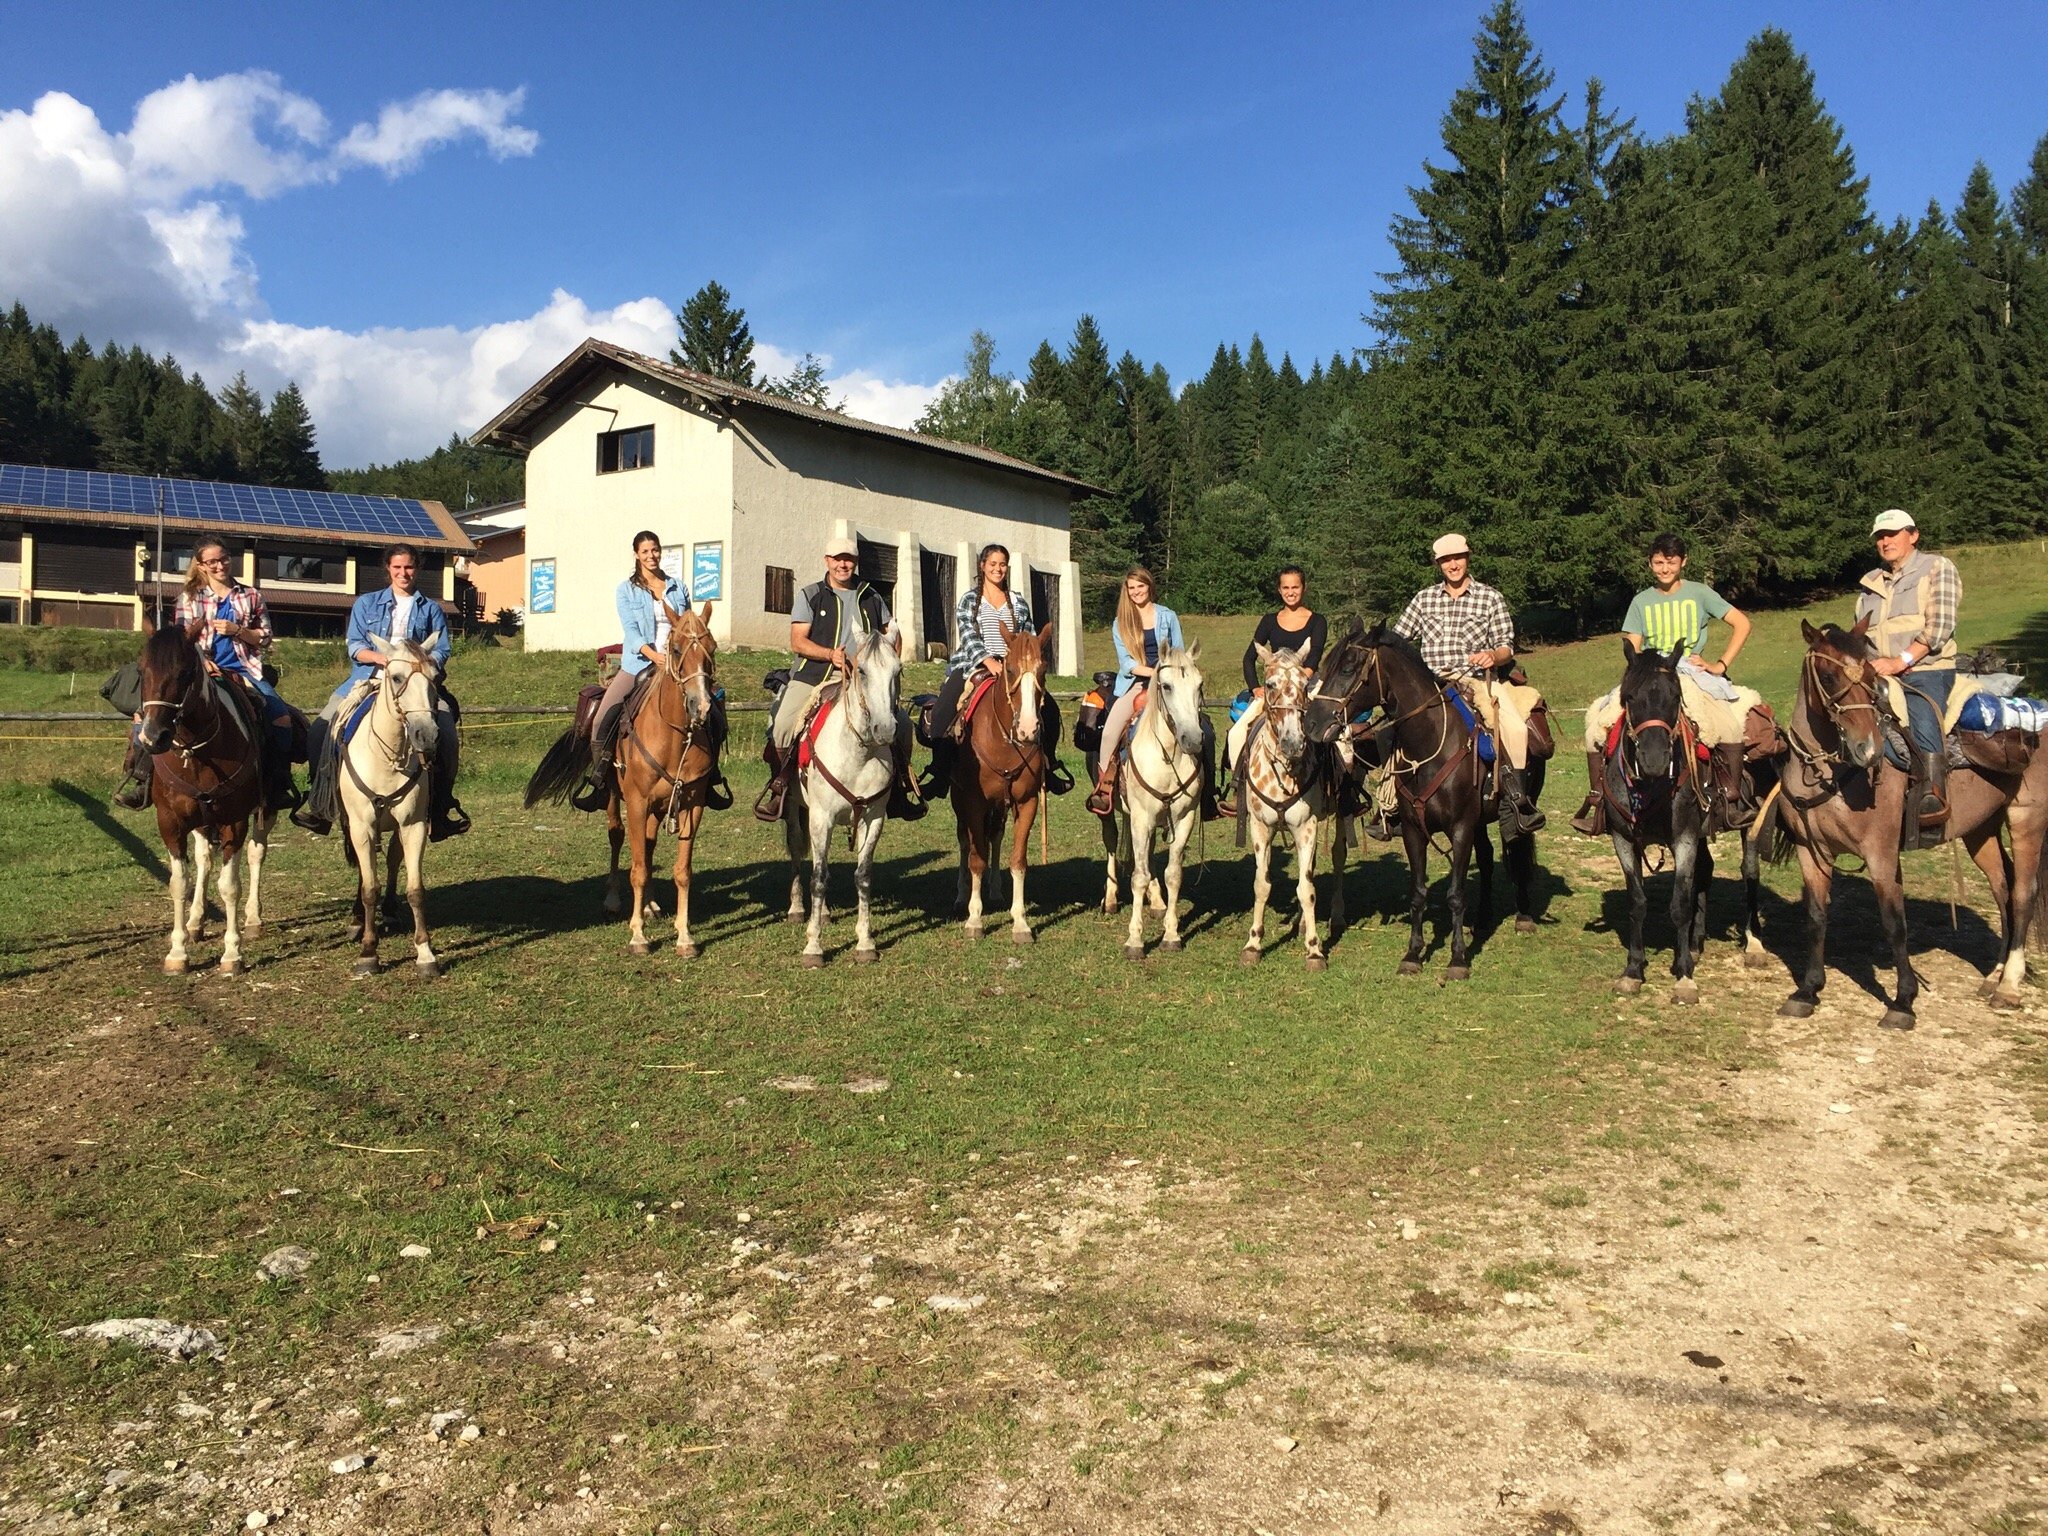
[1074, 673, 1114, 753]
[1957, 727, 2035, 777]
[763, 667, 791, 700]
[574, 683, 607, 739]
[1743, 702, 1787, 762]
[100, 661, 144, 717]
[1522, 700, 1555, 762]
[911, 692, 940, 748]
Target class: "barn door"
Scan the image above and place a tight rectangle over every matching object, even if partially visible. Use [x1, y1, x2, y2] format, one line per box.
[919, 549, 955, 655]
[1030, 569, 1061, 673]
[856, 537, 896, 611]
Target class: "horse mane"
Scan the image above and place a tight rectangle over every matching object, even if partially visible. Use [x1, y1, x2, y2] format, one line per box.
[1816, 622, 1874, 658]
[1367, 623, 1432, 677]
[143, 625, 191, 671]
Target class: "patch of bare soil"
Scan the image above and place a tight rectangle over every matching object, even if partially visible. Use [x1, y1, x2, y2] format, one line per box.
[4, 946, 2044, 1534]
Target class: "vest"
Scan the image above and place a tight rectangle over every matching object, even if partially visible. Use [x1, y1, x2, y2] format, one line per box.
[1857, 551, 1957, 672]
[792, 581, 889, 685]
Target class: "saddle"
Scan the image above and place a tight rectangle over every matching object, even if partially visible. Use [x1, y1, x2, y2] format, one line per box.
[1445, 685, 1496, 765]
[793, 680, 843, 770]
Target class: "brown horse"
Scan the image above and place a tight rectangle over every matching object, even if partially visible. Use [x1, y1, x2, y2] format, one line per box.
[950, 623, 1050, 942]
[134, 621, 272, 975]
[1771, 618, 2048, 1027]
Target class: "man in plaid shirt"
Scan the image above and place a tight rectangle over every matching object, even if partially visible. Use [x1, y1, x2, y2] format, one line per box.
[1391, 533, 1545, 839]
[1856, 507, 1962, 847]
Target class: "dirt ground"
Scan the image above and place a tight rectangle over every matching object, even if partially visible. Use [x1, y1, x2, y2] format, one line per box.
[3, 935, 2044, 1533]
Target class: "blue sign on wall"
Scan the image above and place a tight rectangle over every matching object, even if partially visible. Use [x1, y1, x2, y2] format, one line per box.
[529, 558, 556, 614]
[692, 541, 723, 602]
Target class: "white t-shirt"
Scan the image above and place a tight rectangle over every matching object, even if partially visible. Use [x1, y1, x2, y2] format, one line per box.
[389, 588, 416, 647]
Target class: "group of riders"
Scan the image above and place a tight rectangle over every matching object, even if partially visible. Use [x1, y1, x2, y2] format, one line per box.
[110, 505, 1967, 857]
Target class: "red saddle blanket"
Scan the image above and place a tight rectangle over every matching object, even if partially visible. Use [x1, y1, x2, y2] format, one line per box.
[797, 697, 837, 770]
[959, 673, 996, 726]
[1604, 716, 1710, 762]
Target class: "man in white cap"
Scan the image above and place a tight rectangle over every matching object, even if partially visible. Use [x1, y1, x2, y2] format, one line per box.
[754, 533, 923, 822]
[1390, 533, 1545, 839]
[1856, 508, 1961, 848]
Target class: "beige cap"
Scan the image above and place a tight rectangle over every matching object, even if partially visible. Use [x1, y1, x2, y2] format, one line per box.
[823, 534, 858, 558]
[1870, 508, 1917, 534]
[1431, 533, 1471, 562]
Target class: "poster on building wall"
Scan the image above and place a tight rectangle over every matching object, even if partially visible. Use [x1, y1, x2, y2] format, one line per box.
[692, 541, 723, 602]
[661, 545, 686, 587]
[529, 558, 556, 614]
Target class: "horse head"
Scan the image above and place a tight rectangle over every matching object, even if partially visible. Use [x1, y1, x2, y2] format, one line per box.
[373, 634, 441, 772]
[1305, 618, 1367, 744]
[136, 624, 204, 753]
[845, 618, 902, 752]
[1150, 640, 1206, 758]
[1000, 622, 1047, 744]
[1800, 615, 1883, 770]
[1619, 640, 1684, 781]
[1256, 637, 1313, 764]
[665, 600, 717, 724]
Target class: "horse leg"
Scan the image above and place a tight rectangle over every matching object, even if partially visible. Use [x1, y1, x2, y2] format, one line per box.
[1399, 817, 1430, 976]
[382, 829, 403, 932]
[399, 819, 438, 977]
[603, 801, 626, 916]
[852, 810, 882, 963]
[1693, 839, 1715, 966]
[1158, 806, 1195, 953]
[1508, 820, 1537, 935]
[1740, 830, 1770, 968]
[215, 826, 246, 977]
[1669, 827, 1700, 1003]
[350, 819, 382, 978]
[1297, 814, 1326, 971]
[1613, 831, 1648, 994]
[962, 800, 988, 939]
[801, 798, 831, 966]
[1445, 822, 1475, 980]
[242, 811, 269, 938]
[1779, 846, 1834, 1018]
[1964, 827, 2015, 1003]
[626, 795, 656, 955]
[673, 805, 703, 959]
[1329, 808, 1348, 939]
[785, 790, 810, 924]
[1870, 844, 1918, 1030]
[954, 810, 974, 920]
[1124, 802, 1155, 959]
[1473, 824, 1494, 939]
[1008, 796, 1035, 943]
[1244, 819, 1272, 964]
[1101, 810, 1122, 915]
[1997, 809, 2044, 1004]
[185, 832, 210, 941]
[163, 842, 190, 975]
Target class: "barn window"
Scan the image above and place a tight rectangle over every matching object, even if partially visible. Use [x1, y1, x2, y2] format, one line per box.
[764, 564, 794, 614]
[597, 425, 654, 474]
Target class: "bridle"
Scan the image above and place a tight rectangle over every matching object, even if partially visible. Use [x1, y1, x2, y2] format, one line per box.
[1790, 645, 1881, 773]
[345, 651, 439, 820]
[140, 648, 258, 819]
[1123, 659, 1203, 807]
[1245, 661, 1313, 818]
[977, 645, 1049, 803]
[624, 618, 722, 825]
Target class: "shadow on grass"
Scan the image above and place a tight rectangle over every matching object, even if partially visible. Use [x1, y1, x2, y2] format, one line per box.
[52, 779, 166, 882]
[1320, 836, 1575, 966]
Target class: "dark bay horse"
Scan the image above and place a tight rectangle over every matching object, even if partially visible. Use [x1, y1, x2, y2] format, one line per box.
[1304, 621, 1540, 979]
[1600, 642, 1767, 1001]
[135, 622, 271, 975]
[1771, 618, 2048, 1027]
[951, 623, 1049, 942]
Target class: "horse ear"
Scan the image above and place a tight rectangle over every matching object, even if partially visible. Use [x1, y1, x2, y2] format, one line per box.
[999, 620, 1016, 644]
[1621, 638, 1636, 666]
[1254, 641, 1274, 668]
[370, 633, 394, 655]
[184, 616, 208, 643]
[1849, 612, 1871, 639]
[1667, 641, 1687, 666]
[1801, 620, 1821, 646]
[141, 613, 157, 639]
[697, 600, 713, 626]
[1183, 637, 1201, 664]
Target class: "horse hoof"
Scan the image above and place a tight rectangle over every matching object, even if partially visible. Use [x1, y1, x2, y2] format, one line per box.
[1398, 960, 1422, 977]
[1239, 948, 1261, 966]
[628, 939, 651, 957]
[243, 922, 262, 940]
[1743, 947, 1773, 970]
[416, 960, 442, 980]
[1305, 955, 1328, 973]
[1158, 939, 1182, 954]
[1124, 945, 1144, 962]
[1990, 989, 2023, 1012]
[801, 952, 826, 969]
[853, 948, 879, 965]
[1978, 976, 2000, 999]
[964, 924, 984, 941]
[1672, 980, 1700, 1005]
[1777, 998, 1814, 1019]
[1880, 1008, 1917, 1031]
[219, 958, 244, 978]
[785, 911, 805, 925]
[1613, 976, 1644, 996]
[1445, 964, 1471, 982]
[1515, 916, 1536, 935]
[352, 959, 380, 979]
[676, 943, 699, 961]
[163, 956, 187, 976]
[1010, 928, 1035, 945]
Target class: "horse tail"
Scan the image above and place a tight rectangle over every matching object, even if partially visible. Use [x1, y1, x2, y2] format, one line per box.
[524, 727, 590, 808]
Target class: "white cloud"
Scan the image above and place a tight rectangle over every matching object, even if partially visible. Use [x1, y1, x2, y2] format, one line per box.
[0, 70, 944, 465]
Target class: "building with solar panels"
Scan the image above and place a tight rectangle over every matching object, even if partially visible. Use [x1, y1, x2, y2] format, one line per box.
[471, 339, 1099, 673]
[0, 464, 473, 636]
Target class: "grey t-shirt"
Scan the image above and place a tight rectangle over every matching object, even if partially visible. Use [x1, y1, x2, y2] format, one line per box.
[791, 581, 891, 650]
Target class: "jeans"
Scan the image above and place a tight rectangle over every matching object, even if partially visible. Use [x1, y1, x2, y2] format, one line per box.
[1900, 669, 1954, 755]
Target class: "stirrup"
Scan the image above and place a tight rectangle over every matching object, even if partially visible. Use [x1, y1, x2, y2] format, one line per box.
[753, 782, 788, 823]
[1363, 811, 1395, 843]
[570, 773, 611, 813]
[291, 805, 332, 836]
[1045, 758, 1076, 795]
[705, 774, 735, 811]
[112, 775, 151, 811]
[430, 801, 472, 842]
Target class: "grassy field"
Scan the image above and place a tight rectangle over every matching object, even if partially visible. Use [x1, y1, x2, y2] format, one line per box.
[0, 542, 2043, 1530]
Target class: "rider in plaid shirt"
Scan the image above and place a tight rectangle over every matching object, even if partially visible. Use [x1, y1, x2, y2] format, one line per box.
[1390, 533, 1545, 839]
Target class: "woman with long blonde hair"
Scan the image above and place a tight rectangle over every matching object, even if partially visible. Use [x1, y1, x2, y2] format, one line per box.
[1087, 565, 1196, 815]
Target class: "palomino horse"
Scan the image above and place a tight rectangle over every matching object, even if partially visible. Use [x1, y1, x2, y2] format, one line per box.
[135, 622, 271, 975]
[338, 635, 444, 979]
[1304, 622, 1541, 980]
[952, 623, 1049, 943]
[1770, 618, 2048, 1027]
[1599, 643, 1767, 1002]
[1102, 642, 1207, 959]
[786, 620, 903, 967]
[1237, 639, 1333, 970]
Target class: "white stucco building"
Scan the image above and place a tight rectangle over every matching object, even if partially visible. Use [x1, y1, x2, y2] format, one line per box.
[470, 340, 1096, 672]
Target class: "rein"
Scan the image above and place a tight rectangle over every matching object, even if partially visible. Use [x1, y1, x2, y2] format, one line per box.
[344, 664, 436, 822]
[146, 670, 259, 823]
[1122, 685, 1201, 808]
[1783, 647, 1881, 808]
[620, 626, 721, 830]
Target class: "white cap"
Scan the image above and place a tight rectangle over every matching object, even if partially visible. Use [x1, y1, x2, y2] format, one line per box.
[1431, 533, 1471, 562]
[1871, 508, 1917, 534]
[823, 534, 858, 558]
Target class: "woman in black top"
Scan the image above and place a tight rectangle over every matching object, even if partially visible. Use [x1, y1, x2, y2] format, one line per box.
[1223, 566, 1326, 808]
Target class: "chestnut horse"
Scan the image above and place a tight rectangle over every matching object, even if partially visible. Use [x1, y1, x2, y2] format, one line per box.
[134, 622, 271, 975]
[950, 623, 1049, 942]
[1770, 618, 2048, 1028]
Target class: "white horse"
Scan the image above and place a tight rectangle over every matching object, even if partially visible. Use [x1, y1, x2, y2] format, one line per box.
[785, 621, 903, 967]
[339, 635, 443, 979]
[1237, 640, 1331, 971]
[1103, 641, 1207, 959]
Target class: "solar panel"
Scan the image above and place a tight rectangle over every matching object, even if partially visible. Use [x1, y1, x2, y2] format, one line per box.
[0, 463, 443, 542]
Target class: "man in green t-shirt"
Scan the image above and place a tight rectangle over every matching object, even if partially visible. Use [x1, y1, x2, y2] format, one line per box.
[1571, 533, 1754, 835]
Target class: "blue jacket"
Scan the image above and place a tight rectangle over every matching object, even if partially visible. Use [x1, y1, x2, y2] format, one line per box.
[617, 575, 691, 676]
[344, 585, 452, 687]
[1110, 604, 1183, 696]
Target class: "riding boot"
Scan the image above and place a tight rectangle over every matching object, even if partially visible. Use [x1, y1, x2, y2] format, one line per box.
[112, 733, 153, 811]
[1216, 769, 1238, 819]
[1906, 745, 1949, 851]
[753, 743, 795, 822]
[1569, 748, 1606, 837]
[571, 710, 619, 813]
[428, 732, 471, 842]
[1086, 753, 1119, 817]
[1497, 765, 1544, 841]
[1713, 742, 1755, 832]
[887, 738, 928, 821]
[261, 746, 298, 814]
[1199, 732, 1223, 822]
[918, 737, 956, 801]
[291, 733, 338, 835]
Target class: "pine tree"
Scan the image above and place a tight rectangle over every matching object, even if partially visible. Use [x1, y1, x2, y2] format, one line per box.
[670, 281, 759, 386]
[218, 371, 266, 480]
[759, 353, 838, 410]
[2005, 132, 2048, 533]
[916, 331, 1021, 445]
[258, 384, 325, 489]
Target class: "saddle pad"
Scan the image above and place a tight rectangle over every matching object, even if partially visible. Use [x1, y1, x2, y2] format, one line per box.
[338, 688, 377, 748]
[797, 696, 837, 770]
[959, 673, 996, 726]
[1446, 686, 1496, 764]
[1602, 713, 1708, 764]
[1881, 671, 1986, 736]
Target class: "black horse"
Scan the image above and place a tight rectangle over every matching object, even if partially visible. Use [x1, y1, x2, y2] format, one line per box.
[1597, 643, 1770, 1000]
[1305, 621, 1542, 979]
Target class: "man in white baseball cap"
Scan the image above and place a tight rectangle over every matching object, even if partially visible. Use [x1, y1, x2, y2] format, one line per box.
[1856, 508, 1961, 847]
[1388, 532, 1549, 839]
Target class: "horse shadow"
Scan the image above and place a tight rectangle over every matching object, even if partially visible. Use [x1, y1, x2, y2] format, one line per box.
[52, 779, 167, 882]
[732, 844, 953, 957]
[1327, 836, 1574, 962]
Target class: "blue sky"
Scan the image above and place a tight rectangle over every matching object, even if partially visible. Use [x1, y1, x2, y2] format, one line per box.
[4, 1, 2045, 465]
